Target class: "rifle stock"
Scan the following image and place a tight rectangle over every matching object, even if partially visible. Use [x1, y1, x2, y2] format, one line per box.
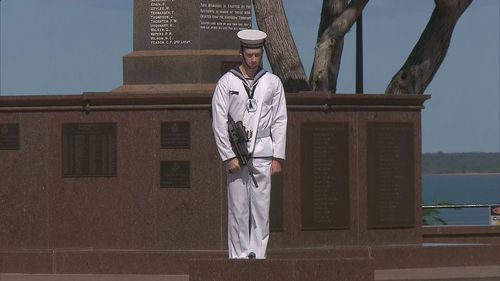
[227, 115, 258, 187]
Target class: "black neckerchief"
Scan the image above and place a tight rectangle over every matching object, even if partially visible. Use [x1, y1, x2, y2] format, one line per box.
[229, 67, 267, 102]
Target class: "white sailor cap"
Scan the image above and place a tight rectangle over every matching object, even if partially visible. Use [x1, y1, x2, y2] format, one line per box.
[237, 29, 267, 48]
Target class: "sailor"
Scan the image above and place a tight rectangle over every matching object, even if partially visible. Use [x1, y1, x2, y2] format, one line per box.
[211, 29, 287, 259]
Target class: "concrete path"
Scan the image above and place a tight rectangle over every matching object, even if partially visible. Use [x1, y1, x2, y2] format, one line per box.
[0, 274, 189, 281]
[375, 265, 500, 280]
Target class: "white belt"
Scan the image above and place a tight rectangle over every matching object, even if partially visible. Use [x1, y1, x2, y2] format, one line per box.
[256, 128, 271, 139]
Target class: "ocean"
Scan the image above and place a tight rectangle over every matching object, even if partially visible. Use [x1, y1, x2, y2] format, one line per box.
[422, 174, 500, 226]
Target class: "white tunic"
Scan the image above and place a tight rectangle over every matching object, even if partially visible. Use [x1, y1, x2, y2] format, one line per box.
[211, 68, 287, 259]
[212, 69, 287, 162]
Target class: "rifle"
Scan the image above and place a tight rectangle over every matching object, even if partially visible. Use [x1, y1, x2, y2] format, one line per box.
[227, 114, 258, 187]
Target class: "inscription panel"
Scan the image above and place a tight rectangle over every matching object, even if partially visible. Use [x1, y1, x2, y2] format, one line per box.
[161, 122, 190, 149]
[160, 161, 190, 188]
[367, 123, 414, 229]
[0, 123, 20, 150]
[135, 0, 251, 50]
[199, 1, 252, 49]
[301, 123, 349, 230]
[62, 123, 117, 177]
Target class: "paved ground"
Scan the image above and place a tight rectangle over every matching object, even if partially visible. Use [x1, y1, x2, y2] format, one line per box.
[0, 275, 188, 281]
[1, 265, 499, 281]
[375, 265, 500, 281]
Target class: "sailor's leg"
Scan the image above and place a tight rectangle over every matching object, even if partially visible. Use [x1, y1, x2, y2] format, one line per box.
[227, 166, 251, 259]
[248, 158, 272, 259]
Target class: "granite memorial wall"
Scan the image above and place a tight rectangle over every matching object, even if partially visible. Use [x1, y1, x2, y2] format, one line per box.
[0, 94, 427, 256]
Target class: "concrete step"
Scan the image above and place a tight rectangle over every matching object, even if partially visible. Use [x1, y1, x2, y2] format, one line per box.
[0, 274, 189, 281]
[375, 265, 500, 281]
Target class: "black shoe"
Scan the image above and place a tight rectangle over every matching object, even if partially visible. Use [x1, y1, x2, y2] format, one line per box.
[247, 252, 256, 259]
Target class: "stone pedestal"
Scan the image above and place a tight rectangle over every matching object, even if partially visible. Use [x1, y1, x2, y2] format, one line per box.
[112, 0, 251, 94]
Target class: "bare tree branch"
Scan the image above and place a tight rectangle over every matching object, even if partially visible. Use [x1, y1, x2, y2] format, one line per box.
[385, 0, 472, 95]
[310, 0, 369, 91]
[253, 0, 310, 92]
[309, 0, 348, 93]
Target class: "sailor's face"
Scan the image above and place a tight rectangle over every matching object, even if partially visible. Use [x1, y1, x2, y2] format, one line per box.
[241, 48, 263, 69]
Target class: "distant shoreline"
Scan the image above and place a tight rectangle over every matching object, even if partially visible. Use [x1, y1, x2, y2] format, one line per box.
[424, 172, 500, 176]
[422, 152, 500, 175]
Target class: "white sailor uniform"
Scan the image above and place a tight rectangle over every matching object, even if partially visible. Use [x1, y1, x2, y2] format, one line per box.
[211, 67, 287, 259]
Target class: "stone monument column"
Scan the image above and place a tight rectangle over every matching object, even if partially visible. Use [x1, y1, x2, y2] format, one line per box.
[113, 0, 252, 94]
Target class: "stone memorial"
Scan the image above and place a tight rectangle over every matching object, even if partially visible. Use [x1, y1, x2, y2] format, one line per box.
[112, 0, 252, 94]
[0, 1, 430, 277]
[3, 1, 498, 280]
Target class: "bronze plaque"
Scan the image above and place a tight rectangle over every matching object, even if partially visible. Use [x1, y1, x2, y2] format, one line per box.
[301, 123, 349, 230]
[62, 123, 117, 177]
[270, 174, 283, 232]
[160, 161, 190, 188]
[367, 123, 414, 229]
[161, 122, 190, 149]
[0, 123, 20, 150]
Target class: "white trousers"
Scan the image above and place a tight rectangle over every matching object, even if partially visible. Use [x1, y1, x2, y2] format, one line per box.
[226, 158, 271, 259]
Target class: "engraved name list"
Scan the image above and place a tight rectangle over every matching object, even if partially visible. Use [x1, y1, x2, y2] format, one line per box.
[148, 0, 251, 48]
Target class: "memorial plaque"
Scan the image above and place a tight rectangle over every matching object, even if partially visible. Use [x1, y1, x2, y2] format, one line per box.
[301, 123, 349, 230]
[0, 123, 20, 150]
[134, 0, 252, 51]
[62, 123, 117, 177]
[270, 174, 283, 232]
[161, 122, 190, 149]
[160, 161, 190, 188]
[367, 123, 414, 229]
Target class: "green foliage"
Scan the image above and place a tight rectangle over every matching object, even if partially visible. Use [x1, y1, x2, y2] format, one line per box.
[422, 208, 447, 225]
[422, 201, 459, 226]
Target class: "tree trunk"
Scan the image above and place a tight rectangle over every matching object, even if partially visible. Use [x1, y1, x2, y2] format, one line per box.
[309, 0, 348, 93]
[253, 0, 310, 93]
[310, 0, 368, 91]
[385, 0, 472, 95]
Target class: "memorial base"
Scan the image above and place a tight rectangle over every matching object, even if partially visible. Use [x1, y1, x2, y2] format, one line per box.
[119, 50, 240, 87]
[2, 244, 499, 280]
[189, 257, 374, 281]
[112, 83, 216, 95]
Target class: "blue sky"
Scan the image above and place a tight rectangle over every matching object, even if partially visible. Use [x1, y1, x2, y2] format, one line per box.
[0, 0, 499, 153]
